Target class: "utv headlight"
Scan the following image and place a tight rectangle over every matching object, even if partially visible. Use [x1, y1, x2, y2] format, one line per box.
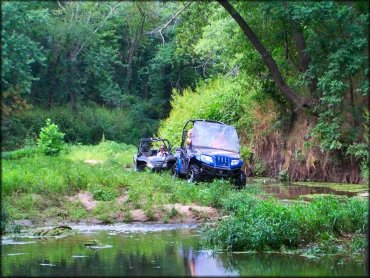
[231, 159, 240, 166]
[201, 155, 213, 164]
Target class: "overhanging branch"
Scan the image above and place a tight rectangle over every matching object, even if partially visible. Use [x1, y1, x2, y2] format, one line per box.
[147, 2, 192, 45]
[217, 0, 312, 110]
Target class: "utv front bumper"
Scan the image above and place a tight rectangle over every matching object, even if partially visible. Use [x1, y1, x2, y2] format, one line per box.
[200, 164, 241, 178]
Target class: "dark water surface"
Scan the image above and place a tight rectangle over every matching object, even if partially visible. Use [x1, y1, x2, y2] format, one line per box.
[260, 184, 358, 200]
[1, 224, 365, 277]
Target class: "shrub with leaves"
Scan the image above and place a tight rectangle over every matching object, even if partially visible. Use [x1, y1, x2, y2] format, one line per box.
[207, 195, 368, 251]
[37, 118, 65, 156]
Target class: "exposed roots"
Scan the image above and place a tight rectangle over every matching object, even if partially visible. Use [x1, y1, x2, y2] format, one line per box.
[247, 101, 362, 183]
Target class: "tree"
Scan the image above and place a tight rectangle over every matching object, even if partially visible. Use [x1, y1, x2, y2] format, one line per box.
[217, 0, 312, 111]
[1, 2, 49, 96]
[29, 1, 126, 111]
[173, 0, 368, 182]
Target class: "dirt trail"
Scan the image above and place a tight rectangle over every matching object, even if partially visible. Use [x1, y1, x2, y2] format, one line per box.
[68, 192, 219, 224]
[69, 192, 98, 211]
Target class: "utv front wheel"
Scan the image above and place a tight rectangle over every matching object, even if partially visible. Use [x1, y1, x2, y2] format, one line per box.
[187, 165, 201, 183]
[133, 160, 144, 172]
[234, 172, 246, 189]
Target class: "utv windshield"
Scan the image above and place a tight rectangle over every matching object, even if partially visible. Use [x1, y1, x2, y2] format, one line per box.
[192, 121, 240, 153]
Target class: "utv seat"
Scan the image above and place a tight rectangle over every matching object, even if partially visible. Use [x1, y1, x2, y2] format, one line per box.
[141, 146, 152, 157]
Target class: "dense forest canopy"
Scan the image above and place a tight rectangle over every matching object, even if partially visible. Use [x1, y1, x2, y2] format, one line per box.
[2, 1, 200, 114]
[1, 1, 368, 182]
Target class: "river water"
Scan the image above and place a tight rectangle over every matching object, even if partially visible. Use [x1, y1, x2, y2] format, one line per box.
[1, 223, 366, 277]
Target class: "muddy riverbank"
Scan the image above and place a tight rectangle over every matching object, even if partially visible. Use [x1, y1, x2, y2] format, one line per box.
[6, 179, 368, 229]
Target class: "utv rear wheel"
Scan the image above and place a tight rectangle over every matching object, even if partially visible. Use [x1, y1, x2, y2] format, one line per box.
[133, 159, 139, 172]
[187, 165, 201, 183]
[171, 163, 178, 178]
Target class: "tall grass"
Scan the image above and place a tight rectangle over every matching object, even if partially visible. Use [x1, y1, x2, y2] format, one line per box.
[2, 141, 238, 223]
[207, 194, 368, 251]
[2, 141, 136, 196]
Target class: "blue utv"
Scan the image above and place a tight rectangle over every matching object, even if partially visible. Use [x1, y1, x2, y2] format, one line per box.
[172, 119, 246, 187]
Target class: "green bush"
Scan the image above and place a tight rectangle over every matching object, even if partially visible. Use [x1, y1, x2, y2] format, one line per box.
[158, 76, 256, 147]
[207, 195, 368, 251]
[91, 187, 119, 201]
[37, 118, 65, 156]
[1, 206, 9, 234]
[278, 170, 290, 183]
[1, 205, 21, 234]
[1, 147, 38, 160]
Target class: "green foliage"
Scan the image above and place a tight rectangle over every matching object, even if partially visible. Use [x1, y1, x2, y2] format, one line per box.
[3, 141, 238, 223]
[158, 76, 256, 146]
[2, 2, 368, 185]
[2, 105, 159, 150]
[278, 170, 291, 183]
[91, 187, 119, 202]
[303, 233, 366, 257]
[3, 140, 368, 257]
[0, 206, 20, 234]
[93, 202, 118, 224]
[251, 157, 267, 176]
[0, 206, 21, 235]
[240, 146, 253, 163]
[349, 234, 367, 253]
[177, 1, 368, 181]
[37, 118, 65, 156]
[1, 147, 38, 160]
[2, 142, 132, 197]
[207, 195, 368, 251]
[346, 109, 369, 181]
[347, 143, 369, 180]
[60, 200, 87, 222]
[1, 2, 202, 121]
[1, 2, 49, 95]
[194, 180, 233, 208]
[296, 2, 368, 157]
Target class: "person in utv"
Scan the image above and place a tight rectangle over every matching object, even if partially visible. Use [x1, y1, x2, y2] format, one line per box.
[211, 131, 229, 149]
[186, 129, 193, 148]
[157, 145, 168, 157]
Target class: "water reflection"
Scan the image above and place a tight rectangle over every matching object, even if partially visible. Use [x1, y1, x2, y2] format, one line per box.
[260, 185, 357, 200]
[1, 225, 365, 277]
[184, 249, 238, 276]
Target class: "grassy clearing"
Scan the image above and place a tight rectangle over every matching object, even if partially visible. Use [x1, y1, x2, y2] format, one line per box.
[2, 141, 135, 196]
[2, 141, 237, 225]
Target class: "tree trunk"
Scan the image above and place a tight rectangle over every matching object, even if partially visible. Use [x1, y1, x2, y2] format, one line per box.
[47, 54, 60, 109]
[66, 54, 77, 112]
[291, 21, 318, 96]
[217, 0, 312, 111]
[349, 77, 358, 128]
[124, 5, 146, 93]
[47, 90, 54, 109]
[69, 90, 77, 112]
[125, 41, 136, 92]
